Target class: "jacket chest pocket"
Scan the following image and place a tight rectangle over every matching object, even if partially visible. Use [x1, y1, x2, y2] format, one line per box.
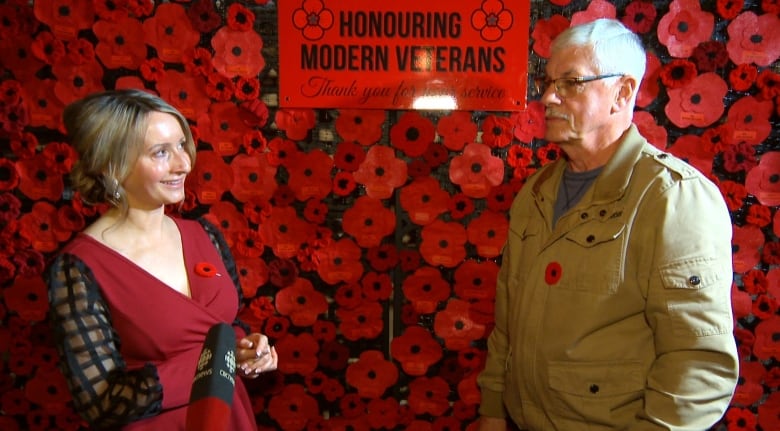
[556, 220, 626, 294]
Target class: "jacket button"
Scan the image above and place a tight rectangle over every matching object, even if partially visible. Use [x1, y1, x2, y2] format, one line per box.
[589, 384, 599, 394]
[689, 275, 701, 286]
[599, 209, 607, 217]
[658, 153, 668, 159]
[586, 234, 595, 243]
[580, 212, 588, 219]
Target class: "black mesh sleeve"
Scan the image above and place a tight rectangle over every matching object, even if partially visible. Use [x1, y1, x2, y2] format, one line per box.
[46, 253, 163, 429]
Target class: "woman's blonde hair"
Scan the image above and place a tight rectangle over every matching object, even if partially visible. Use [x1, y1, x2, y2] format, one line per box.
[63, 89, 196, 214]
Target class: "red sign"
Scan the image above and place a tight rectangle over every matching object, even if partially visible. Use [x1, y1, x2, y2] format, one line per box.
[277, 0, 531, 111]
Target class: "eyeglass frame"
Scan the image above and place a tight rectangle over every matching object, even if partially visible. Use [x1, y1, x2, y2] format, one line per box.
[533, 74, 625, 98]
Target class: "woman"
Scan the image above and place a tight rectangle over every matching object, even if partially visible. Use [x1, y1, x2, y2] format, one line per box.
[46, 89, 276, 430]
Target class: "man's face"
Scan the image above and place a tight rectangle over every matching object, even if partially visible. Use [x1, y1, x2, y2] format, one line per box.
[541, 46, 620, 147]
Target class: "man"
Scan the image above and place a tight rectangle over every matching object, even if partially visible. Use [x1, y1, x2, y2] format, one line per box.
[477, 18, 738, 431]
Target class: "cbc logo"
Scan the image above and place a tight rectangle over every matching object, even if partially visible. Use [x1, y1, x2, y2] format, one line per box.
[197, 348, 212, 371]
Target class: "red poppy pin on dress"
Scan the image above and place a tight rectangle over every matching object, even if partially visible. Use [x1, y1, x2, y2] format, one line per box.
[195, 262, 218, 277]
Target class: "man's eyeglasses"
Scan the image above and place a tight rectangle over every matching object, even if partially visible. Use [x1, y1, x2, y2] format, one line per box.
[533, 74, 624, 98]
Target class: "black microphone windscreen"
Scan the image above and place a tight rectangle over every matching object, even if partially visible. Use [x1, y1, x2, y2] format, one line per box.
[186, 323, 236, 431]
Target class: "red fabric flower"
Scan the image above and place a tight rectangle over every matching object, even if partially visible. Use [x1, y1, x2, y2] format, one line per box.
[23, 368, 70, 413]
[342, 196, 396, 248]
[233, 229, 265, 259]
[33, 0, 94, 40]
[422, 142, 449, 169]
[449, 143, 504, 198]
[332, 172, 357, 197]
[665, 72, 728, 128]
[303, 199, 328, 224]
[723, 96, 774, 146]
[732, 224, 764, 273]
[20, 78, 64, 131]
[511, 101, 545, 143]
[226, 3, 255, 31]
[268, 384, 320, 431]
[366, 397, 401, 430]
[402, 266, 451, 314]
[669, 134, 714, 175]
[361, 271, 392, 301]
[758, 391, 780, 431]
[0, 34, 45, 79]
[286, 149, 333, 201]
[142, 3, 199, 63]
[186, 150, 233, 204]
[194, 262, 217, 278]
[353, 145, 408, 199]
[725, 406, 758, 430]
[754, 315, 780, 361]
[390, 325, 443, 376]
[5, 274, 48, 321]
[407, 376, 450, 416]
[745, 151, 780, 206]
[448, 192, 475, 220]
[621, 0, 658, 34]
[92, 17, 146, 70]
[390, 111, 435, 157]
[657, 0, 715, 58]
[434, 299, 485, 350]
[660, 59, 698, 89]
[530, 14, 569, 59]
[457, 373, 482, 406]
[187, 0, 222, 33]
[570, 0, 617, 26]
[756, 69, 780, 101]
[545, 262, 563, 285]
[633, 111, 667, 151]
[691, 40, 729, 73]
[198, 102, 252, 156]
[480, 114, 514, 149]
[454, 260, 499, 301]
[52, 56, 104, 106]
[314, 238, 363, 285]
[399, 177, 449, 226]
[345, 350, 398, 398]
[229, 153, 277, 204]
[155, 69, 210, 121]
[211, 26, 265, 78]
[336, 300, 383, 341]
[275, 277, 328, 327]
[420, 219, 467, 268]
[335, 109, 386, 146]
[260, 206, 314, 259]
[18, 202, 70, 252]
[275, 108, 316, 141]
[726, 11, 780, 66]
[437, 111, 477, 151]
[467, 210, 508, 258]
[729, 63, 758, 92]
[205, 72, 235, 102]
[722, 142, 757, 174]
[333, 141, 365, 172]
[234, 257, 268, 299]
[276, 332, 319, 375]
[745, 204, 772, 228]
[637, 53, 662, 108]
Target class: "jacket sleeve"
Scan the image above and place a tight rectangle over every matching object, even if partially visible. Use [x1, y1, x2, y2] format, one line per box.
[47, 253, 163, 429]
[633, 168, 738, 430]
[477, 195, 526, 418]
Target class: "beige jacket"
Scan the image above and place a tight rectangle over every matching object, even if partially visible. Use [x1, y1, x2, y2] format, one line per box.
[478, 125, 738, 430]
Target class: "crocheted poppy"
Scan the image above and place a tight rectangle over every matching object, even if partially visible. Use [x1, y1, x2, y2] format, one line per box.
[420, 220, 467, 268]
[335, 109, 386, 146]
[4, 275, 48, 321]
[449, 143, 504, 199]
[142, 3, 199, 63]
[93, 17, 146, 70]
[437, 111, 477, 151]
[399, 177, 449, 226]
[156, 69, 210, 121]
[268, 384, 320, 430]
[336, 301, 383, 341]
[345, 350, 398, 398]
[390, 111, 435, 158]
[480, 114, 514, 149]
[353, 145, 408, 200]
[657, 0, 715, 58]
[466, 210, 508, 258]
[211, 26, 265, 78]
[571, 0, 617, 26]
[275, 277, 328, 327]
[274, 108, 316, 141]
[390, 325, 443, 376]
[286, 149, 333, 201]
[433, 299, 486, 350]
[407, 376, 450, 416]
[726, 11, 780, 67]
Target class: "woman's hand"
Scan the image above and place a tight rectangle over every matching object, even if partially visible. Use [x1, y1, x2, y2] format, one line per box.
[236, 333, 277, 378]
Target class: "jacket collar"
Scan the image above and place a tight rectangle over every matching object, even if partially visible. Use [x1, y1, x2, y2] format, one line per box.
[531, 124, 652, 206]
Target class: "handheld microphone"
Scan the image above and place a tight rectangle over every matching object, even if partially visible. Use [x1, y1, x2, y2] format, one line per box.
[185, 323, 236, 431]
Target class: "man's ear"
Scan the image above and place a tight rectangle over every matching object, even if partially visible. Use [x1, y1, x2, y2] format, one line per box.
[613, 75, 638, 112]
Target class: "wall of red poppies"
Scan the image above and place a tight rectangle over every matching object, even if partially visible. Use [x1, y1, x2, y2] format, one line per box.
[0, 0, 778, 430]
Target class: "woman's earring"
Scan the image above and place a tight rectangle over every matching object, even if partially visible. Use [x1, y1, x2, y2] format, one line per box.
[109, 178, 121, 201]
